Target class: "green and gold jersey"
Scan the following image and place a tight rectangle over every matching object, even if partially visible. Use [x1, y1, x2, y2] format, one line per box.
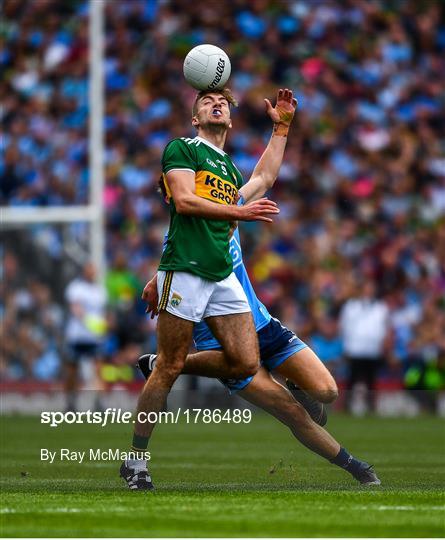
[159, 136, 244, 281]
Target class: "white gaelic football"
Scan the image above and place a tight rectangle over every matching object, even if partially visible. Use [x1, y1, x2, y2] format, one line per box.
[183, 44, 231, 91]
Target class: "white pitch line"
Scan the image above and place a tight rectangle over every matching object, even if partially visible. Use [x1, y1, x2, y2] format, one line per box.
[1, 504, 443, 515]
[377, 505, 444, 511]
[0, 507, 128, 514]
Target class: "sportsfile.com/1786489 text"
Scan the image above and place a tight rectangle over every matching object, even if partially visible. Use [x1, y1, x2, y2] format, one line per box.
[40, 408, 252, 427]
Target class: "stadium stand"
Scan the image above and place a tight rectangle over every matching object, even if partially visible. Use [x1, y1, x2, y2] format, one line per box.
[1, 0, 444, 410]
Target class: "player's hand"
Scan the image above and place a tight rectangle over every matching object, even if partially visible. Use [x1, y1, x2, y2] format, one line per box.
[237, 198, 279, 223]
[142, 279, 159, 319]
[264, 88, 298, 127]
[228, 221, 238, 238]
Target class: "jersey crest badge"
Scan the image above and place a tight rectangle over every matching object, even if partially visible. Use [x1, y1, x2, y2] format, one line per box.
[170, 293, 182, 307]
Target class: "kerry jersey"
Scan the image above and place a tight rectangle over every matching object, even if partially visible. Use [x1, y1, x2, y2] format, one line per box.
[159, 136, 244, 281]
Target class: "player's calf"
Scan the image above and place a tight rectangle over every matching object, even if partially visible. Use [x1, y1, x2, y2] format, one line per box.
[277, 348, 339, 404]
[286, 380, 328, 426]
[276, 397, 381, 485]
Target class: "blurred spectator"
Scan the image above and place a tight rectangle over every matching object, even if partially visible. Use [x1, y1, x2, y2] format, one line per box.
[103, 253, 147, 378]
[404, 297, 445, 412]
[309, 316, 343, 378]
[106, 252, 142, 308]
[339, 281, 391, 412]
[386, 287, 422, 366]
[0, 251, 63, 381]
[64, 262, 107, 410]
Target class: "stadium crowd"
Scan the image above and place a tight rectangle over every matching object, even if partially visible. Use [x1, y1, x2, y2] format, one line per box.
[1, 0, 444, 407]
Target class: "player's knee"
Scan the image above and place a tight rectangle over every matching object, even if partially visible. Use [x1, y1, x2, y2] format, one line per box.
[314, 382, 338, 404]
[234, 359, 259, 379]
[229, 360, 260, 379]
[155, 356, 185, 383]
[224, 349, 259, 378]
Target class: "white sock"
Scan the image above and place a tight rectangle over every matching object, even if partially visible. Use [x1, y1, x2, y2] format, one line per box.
[127, 459, 147, 472]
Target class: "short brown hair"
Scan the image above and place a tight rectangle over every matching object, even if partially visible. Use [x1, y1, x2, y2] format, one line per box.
[192, 88, 238, 117]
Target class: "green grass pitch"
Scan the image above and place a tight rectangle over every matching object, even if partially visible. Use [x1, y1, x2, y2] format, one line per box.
[1, 412, 444, 537]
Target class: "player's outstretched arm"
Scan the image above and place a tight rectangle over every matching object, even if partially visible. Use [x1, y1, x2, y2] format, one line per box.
[239, 88, 297, 204]
[167, 170, 279, 222]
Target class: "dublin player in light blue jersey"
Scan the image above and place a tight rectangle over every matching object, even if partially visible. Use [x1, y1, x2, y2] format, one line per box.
[139, 216, 380, 487]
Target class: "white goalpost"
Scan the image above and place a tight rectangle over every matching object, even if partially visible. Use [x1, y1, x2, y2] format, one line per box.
[1, 0, 106, 285]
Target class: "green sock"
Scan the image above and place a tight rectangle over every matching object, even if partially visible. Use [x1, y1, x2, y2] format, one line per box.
[131, 433, 149, 452]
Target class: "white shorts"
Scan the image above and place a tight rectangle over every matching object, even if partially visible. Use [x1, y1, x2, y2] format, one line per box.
[157, 271, 251, 323]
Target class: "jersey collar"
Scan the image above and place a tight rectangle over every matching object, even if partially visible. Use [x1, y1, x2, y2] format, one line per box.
[194, 136, 226, 156]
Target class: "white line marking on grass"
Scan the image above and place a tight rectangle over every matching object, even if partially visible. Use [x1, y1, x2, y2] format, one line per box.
[0, 508, 82, 514]
[376, 505, 444, 511]
[2, 505, 443, 515]
[350, 505, 444, 512]
[0, 507, 128, 514]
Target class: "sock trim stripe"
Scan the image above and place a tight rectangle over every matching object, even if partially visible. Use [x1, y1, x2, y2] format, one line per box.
[158, 271, 173, 311]
[130, 445, 147, 452]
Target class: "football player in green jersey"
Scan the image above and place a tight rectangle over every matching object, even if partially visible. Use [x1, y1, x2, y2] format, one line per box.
[120, 89, 297, 490]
